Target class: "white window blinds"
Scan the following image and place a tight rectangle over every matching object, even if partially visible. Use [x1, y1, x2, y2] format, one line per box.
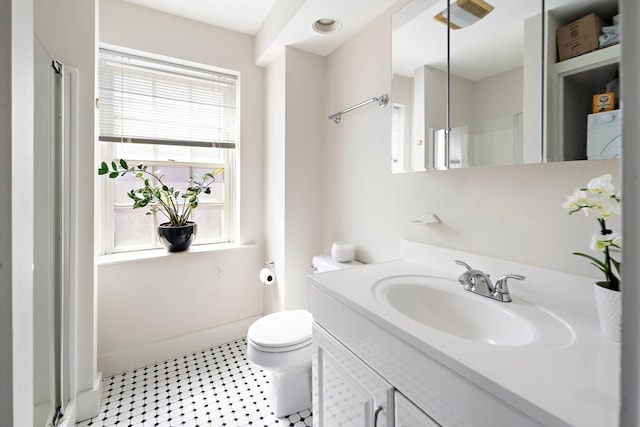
[98, 49, 237, 148]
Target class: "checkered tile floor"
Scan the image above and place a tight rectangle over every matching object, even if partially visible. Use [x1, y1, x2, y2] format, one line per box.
[76, 338, 312, 426]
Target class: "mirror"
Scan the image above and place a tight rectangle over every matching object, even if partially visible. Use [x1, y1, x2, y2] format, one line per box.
[392, 0, 620, 172]
[391, 0, 448, 172]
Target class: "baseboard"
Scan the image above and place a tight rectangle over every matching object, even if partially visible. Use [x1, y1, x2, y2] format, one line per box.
[55, 397, 77, 427]
[98, 316, 261, 377]
[75, 372, 103, 422]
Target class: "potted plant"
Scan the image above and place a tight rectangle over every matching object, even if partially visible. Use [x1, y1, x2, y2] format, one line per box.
[98, 159, 223, 252]
[562, 173, 622, 341]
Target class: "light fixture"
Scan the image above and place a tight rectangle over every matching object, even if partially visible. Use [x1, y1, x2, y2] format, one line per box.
[434, 0, 494, 30]
[312, 18, 342, 34]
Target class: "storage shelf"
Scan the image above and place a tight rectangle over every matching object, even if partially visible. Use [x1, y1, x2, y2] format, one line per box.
[552, 44, 620, 76]
[547, 43, 620, 162]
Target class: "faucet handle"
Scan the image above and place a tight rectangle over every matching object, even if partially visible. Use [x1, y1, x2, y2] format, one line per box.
[454, 260, 473, 288]
[492, 274, 525, 302]
[454, 260, 473, 271]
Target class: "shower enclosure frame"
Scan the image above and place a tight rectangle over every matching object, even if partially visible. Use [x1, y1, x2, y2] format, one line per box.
[34, 37, 77, 427]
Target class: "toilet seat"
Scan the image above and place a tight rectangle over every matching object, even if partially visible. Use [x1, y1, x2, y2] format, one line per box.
[247, 309, 312, 353]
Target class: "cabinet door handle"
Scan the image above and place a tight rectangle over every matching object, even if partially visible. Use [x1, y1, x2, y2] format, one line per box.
[373, 405, 384, 427]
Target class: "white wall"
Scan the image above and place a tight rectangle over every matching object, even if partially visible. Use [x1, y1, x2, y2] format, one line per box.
[97, 247, 263, 376]
[264, 50, 286, 313]
[469, 67, 523, 166]
[11, 3, 35, 422]
[0, 2, 15, 420]
[325, 3, 620, 278]
[97, 0, 266, 375]
[263, 47, 326, 312]
[0, 1, 35, 424]
[473, 67, 523, 123]
[283, 47, 326, 310]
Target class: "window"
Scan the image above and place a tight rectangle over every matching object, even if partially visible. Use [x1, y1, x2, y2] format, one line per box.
[98, 49, 238, 253]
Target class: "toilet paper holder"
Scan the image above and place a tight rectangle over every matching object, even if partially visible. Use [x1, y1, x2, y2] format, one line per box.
[260, 260, 276, 285]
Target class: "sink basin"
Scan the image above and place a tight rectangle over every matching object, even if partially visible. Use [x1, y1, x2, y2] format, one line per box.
[373, 275, 574, 349]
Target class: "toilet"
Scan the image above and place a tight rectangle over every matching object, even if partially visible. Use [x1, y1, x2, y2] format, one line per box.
[246, 255, 361, 417]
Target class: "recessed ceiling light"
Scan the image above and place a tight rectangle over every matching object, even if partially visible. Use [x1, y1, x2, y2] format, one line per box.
[312, 18, 342, 34]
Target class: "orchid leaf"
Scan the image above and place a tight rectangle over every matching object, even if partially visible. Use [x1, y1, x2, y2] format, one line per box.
[572, 252, 607, 274]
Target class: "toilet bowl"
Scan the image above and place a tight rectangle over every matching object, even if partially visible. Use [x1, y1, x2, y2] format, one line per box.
[246, 255, 361, 417]
[247, 309, 312, 417]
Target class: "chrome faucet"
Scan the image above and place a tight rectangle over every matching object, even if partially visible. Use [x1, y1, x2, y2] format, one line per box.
[454, 260, 525, 303]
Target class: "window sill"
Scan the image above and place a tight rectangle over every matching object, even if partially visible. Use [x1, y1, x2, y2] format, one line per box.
[97, 242, 255, 266]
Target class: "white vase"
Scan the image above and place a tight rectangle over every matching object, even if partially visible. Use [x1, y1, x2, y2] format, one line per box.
[593, 283, 621, 342]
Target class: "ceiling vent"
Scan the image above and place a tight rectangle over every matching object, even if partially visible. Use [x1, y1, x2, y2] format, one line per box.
[434, 0, 494, 30]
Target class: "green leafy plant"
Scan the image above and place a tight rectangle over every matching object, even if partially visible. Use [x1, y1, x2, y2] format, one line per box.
[562, 173, 622, 291]
[98, 159, 223, 227]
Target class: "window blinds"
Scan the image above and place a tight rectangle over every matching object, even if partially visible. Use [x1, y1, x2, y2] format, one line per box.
[98, 49, 237, 148]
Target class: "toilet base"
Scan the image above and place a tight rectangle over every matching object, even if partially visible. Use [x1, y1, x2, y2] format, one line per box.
[267, 367, 312, 417]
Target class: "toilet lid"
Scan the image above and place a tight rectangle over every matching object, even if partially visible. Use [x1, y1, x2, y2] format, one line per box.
[248, 309, 312, 349]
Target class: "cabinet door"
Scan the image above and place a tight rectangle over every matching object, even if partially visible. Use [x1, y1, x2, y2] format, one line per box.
[395, 391, 441, 427]
[313, 324, 393, 427]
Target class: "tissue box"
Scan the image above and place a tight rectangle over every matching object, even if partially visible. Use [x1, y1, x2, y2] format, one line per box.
[556, 13, 607, 61]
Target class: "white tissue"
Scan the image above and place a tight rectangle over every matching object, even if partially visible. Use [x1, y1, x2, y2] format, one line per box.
[259, 268, 275, 285]
[331, 242, 355, 262]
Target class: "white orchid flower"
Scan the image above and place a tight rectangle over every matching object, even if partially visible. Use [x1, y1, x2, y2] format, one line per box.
[587, 173, 616, 196]
[592, 199, 622, 219]
[562, 190, 590, 214]
[590, 234, 612, 252]
[612, 233, 622, 247]
[564, 174, 622, 291]
[564, 176, 621, 219]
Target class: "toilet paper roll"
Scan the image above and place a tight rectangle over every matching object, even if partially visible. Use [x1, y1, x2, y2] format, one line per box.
[259, 268, 275, 285]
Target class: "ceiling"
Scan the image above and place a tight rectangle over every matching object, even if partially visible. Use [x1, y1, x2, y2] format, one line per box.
[123, 0, 279, 35]
[123, 0, 399, 65]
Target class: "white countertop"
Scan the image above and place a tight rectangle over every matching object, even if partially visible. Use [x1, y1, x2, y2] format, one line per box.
[310, 242, 620, 427]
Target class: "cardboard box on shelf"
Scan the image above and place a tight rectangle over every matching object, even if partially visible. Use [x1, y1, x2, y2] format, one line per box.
[593, 92, 615, 113]
[556, 13, 607, 61]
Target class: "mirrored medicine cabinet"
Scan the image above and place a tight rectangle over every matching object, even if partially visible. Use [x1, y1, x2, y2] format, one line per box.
[391, 0, 621, 173]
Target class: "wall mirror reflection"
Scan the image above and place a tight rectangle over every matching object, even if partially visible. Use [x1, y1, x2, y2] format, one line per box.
[391, 0, 620, 173]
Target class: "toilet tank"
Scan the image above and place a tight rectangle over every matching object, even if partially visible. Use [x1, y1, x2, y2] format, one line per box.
[312, 255, 362, 273]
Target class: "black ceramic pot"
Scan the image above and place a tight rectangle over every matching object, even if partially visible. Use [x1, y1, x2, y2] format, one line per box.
[158, 222, 197, 252]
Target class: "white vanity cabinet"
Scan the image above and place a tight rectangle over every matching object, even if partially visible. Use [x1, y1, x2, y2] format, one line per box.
[313, 324, 394, 427]
[311, 283, 553, 427]
[394, 392, 440, 427]
[313, 323, 440, 427]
